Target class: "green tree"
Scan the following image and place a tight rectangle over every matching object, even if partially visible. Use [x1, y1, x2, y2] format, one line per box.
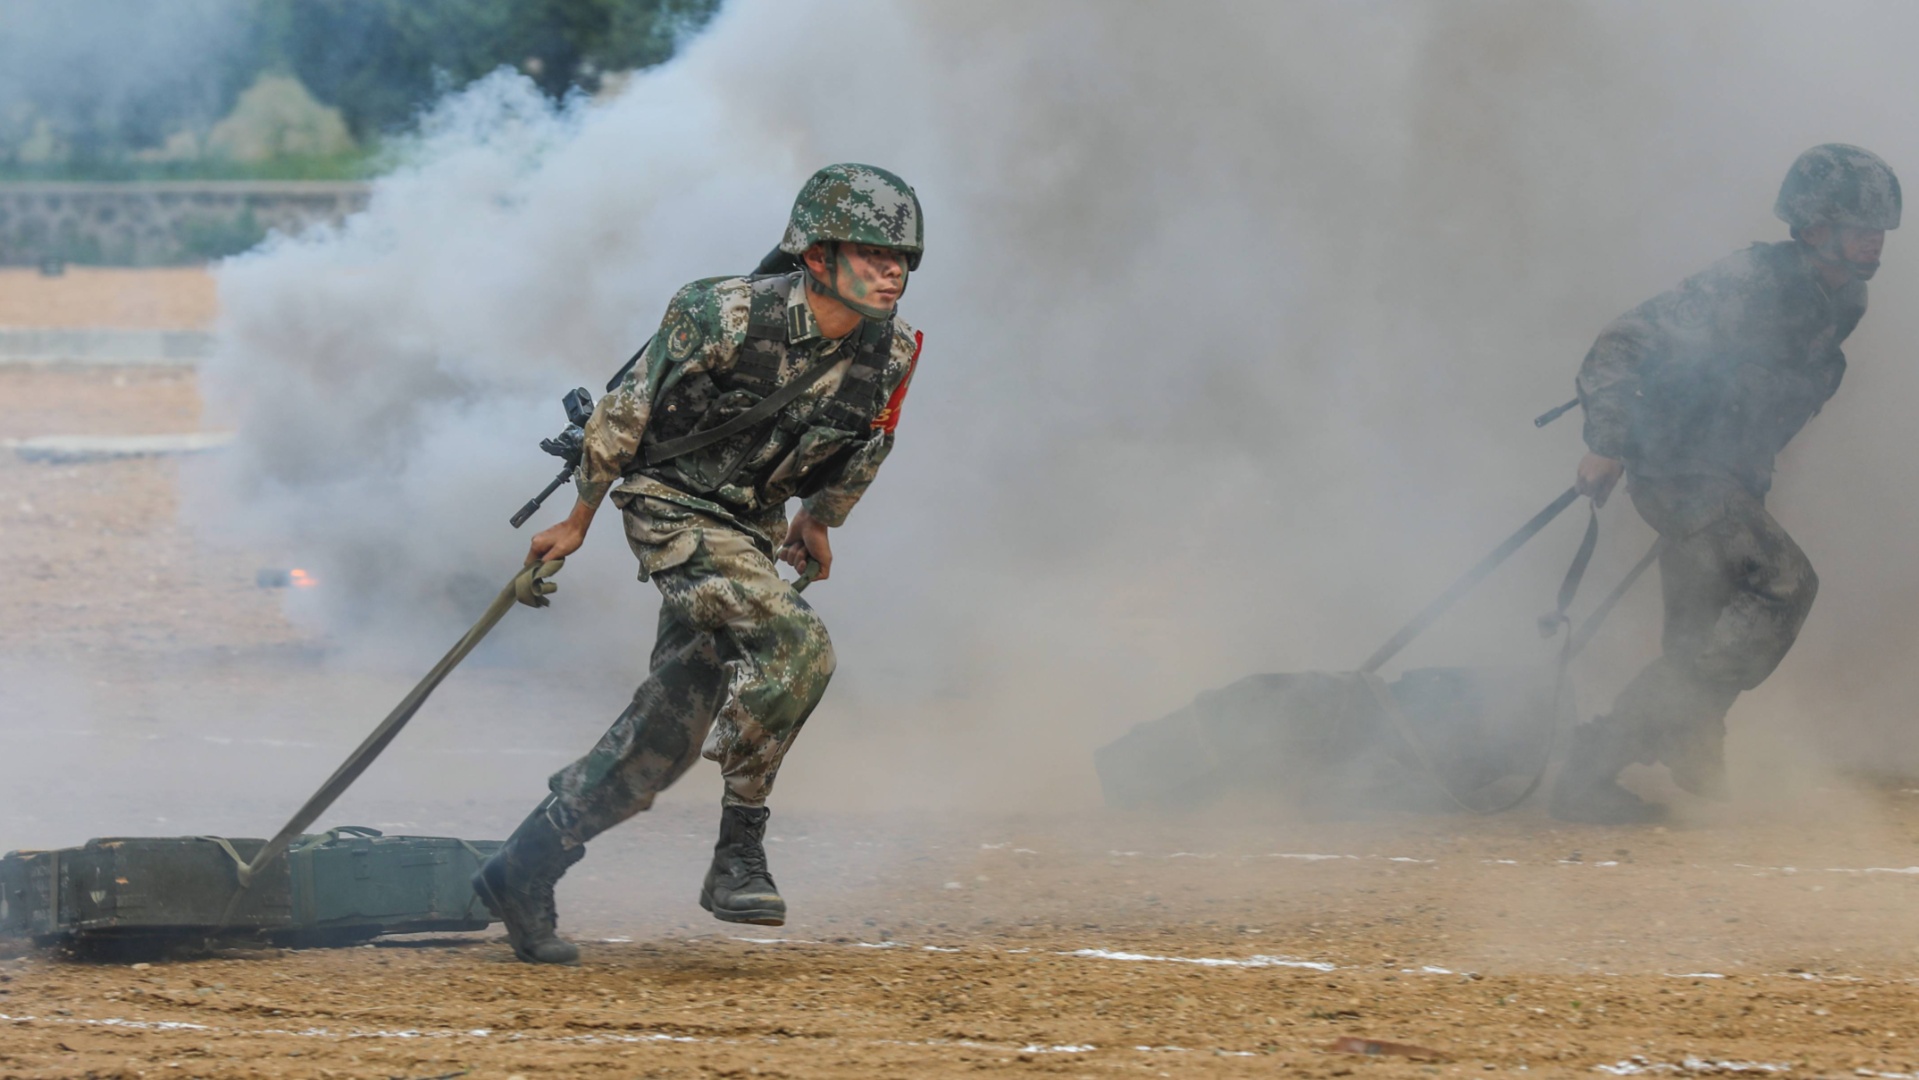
[0, 0, 721, 176]
[280, 0, 721, 141]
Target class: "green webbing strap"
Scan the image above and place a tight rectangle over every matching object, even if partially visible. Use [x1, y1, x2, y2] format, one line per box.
[1368, 502, 1600, 815]
[200, 836, 250, 875]
[227, 559, 566, 893]
[642, 356, 842, 467]
[1568, 538, 1664, 661]
[1359, 487, 1580, 676]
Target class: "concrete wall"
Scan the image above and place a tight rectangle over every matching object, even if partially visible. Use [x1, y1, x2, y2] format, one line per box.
[0, 328, 212, 365]
[0, 181, 370, 267]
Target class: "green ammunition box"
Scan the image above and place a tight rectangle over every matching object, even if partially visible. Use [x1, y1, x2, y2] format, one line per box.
[14, 836, 293, 940]
[1095, 666, 1564, 812]
[284, 827, 500, 940]
[0, 828, 499, 945]
[0, 848, 56, 938]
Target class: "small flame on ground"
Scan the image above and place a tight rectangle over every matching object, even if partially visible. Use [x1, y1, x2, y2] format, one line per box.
[289, 568, 318, 588]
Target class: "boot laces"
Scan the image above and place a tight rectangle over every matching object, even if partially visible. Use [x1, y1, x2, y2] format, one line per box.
[530, 878, 559, 928]
[736, 836, 771, 881]
[503, 847, 565, 933]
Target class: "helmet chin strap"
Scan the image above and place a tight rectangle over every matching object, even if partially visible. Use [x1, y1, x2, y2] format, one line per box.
[1806, 230, 1879, 283]
[806, 242, 906, 322]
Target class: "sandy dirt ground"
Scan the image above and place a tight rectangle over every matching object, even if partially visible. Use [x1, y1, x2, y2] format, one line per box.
[0, 268, 218, 331]
[6, 360, 1919, 1079]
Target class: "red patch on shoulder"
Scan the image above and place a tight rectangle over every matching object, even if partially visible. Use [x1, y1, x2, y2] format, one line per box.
[871, 330, 922, 434]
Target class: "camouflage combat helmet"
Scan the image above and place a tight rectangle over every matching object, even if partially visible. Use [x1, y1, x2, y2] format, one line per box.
[779, 163, 924, 270]
[1775, 144, 1902, 231]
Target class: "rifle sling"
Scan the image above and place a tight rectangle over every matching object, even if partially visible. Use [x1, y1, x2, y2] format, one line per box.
[606, 337, 652, 394]
[643, 354, 842, 467]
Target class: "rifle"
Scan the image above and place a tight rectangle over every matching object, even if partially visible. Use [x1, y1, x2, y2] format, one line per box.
[504, 382, 830, 592]
[509, 387, 595, 528]
[1534, 397, 1580, 428]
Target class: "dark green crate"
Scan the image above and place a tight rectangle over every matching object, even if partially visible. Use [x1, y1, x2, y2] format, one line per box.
[286, 827, 500, 937]
[36, 836, 291, 938]
[0, 849, 57, 938]
[0, 828, 500, 944]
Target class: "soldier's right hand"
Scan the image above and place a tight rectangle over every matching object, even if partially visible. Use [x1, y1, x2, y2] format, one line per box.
[1575, 452, 1624, 508]
[525, 497, 598, 566]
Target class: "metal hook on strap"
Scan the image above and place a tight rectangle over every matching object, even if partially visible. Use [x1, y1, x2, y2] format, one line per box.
[225, 559, 567, 904]
[199, 836, 255, 888]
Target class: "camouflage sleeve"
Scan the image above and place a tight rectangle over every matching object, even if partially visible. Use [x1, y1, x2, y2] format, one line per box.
[1817, 281, 1867, 407]
[1576, 252, 1751, 462]
[1575, 305, 1657, 461]
[801, 432, 896, 528]
[575, 283, 726, 506]
[800, 325, 922, 527]
[575, 335, 662, 507]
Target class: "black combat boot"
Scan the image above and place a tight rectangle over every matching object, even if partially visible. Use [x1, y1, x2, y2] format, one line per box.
[700, 804, 786, 925]
[1661, 703, 1733, 802]
[472, 802, 587, 964]
[1666, 744, 1730, 802]
[1549, 721, 1665, 825]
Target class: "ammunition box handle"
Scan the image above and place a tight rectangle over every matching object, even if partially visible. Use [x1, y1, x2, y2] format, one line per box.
[292, 825, 384, 852]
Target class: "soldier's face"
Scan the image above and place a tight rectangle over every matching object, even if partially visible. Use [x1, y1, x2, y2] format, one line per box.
[838, 243, 909, 310]
[1805, 224, 1886, 281]
[1836, 227, 1886, 279]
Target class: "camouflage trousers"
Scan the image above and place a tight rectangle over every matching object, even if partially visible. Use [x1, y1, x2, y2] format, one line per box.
[545, 496, 835, 844]
[1587, 475, 1818, 789]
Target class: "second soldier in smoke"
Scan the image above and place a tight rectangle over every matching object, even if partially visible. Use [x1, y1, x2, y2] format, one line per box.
[472, 164, 928, 963]
[1551, 144, 1899, 824]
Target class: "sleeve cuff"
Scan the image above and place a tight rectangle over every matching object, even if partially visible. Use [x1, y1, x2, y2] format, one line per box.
[800, 495, 851, 528]
[576, 477, 613, 507]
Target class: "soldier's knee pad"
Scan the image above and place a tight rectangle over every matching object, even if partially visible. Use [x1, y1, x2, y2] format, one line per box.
[789, 605, 837, 682]
[1749, 528, 1817, 611]
[786, 624, 836, 714]
[1784, 556, 1819, 618]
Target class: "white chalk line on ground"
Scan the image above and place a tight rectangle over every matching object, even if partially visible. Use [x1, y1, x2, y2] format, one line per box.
[1063, 947, 1337, 972]
[1733, 863, 1919, 876]
[1595, 1055, 1791, 1075]
[728, 934, 1337, 972]
[984, 843, 1919, 880]
[0, 1010, 1265, 1058]
[721, 931, 1893, 989]
[0, 1011, 212, 1032]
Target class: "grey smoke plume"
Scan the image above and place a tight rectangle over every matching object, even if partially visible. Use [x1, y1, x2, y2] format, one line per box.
[0, 0, 253, 161]
[197, 0, 1919, 810]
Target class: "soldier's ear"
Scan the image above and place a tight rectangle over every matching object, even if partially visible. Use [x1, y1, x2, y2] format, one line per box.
[802, 243, 833, 277]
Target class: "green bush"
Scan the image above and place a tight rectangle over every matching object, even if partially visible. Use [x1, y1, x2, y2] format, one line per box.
[176, 208, 269, 261]
[0, 0, 720, 179]
[0, 154, 377, 183]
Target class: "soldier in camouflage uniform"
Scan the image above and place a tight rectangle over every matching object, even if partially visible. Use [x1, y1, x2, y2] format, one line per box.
[1550, 145, 1899, 824]
[473, 164, 927, 962]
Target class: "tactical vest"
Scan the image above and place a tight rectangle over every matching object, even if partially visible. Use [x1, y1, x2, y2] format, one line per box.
[1626, 242, 1856, 495]
[633, 274, 894, 512]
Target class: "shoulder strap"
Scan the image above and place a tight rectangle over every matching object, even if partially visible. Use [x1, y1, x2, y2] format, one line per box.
[605, 336, 652, 394]
[744, 275, 792, 340]
[643, 353, 841, 467]
[609, 272, 793, 393]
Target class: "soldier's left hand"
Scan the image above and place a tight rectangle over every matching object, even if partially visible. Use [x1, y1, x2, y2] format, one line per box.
[780, 508, 833, 581]
[1575, 452, 1625, 508]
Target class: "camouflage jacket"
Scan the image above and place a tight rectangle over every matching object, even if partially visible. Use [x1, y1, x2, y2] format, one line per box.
[1576, 241, 1865, 496]
[578, 271, 921, 549]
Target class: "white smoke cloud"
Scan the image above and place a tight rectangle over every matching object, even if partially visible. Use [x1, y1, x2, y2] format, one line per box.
[196, 0, 1919, 809]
